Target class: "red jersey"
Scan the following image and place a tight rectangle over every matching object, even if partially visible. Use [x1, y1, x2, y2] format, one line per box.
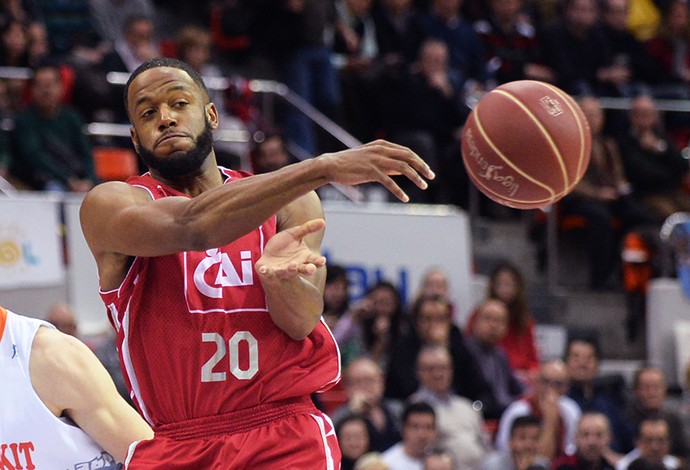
[100, 169, 340, 428]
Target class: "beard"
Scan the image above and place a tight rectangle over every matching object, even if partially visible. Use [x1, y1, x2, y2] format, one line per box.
[138, 119, 214, 179]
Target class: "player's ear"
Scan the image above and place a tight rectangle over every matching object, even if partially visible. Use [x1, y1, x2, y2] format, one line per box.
[205, 102, 219, 130]
[130, 127, 140, 152]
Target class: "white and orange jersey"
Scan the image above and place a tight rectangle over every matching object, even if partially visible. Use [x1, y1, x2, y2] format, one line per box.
[101, 168, 340, 428]
[0, 306, 118, 470]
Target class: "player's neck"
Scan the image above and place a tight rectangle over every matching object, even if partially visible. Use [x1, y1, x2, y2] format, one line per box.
[151, 153, 224, 197]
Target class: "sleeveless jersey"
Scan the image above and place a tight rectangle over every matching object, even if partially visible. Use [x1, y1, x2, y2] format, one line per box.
[0, 307, 118, 470]
[100, 168, 340, 427]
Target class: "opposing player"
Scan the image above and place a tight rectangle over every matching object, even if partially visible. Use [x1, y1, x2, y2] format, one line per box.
[79, 57, 434, 468]
[0, 305, 153, 468]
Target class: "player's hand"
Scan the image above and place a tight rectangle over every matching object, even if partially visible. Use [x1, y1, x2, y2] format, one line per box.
[318, 140, 435, 202]
[256, 219, 326, 280]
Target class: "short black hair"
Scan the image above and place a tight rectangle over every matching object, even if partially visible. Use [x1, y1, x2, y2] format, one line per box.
[123, 57, 210, 118]
[402, 401, 435, 425]
[566, 335, 601, 360]
[510, 415, 542, 436]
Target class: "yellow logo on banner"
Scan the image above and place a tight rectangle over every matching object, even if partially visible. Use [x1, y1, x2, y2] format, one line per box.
[0, 240, 21, 266]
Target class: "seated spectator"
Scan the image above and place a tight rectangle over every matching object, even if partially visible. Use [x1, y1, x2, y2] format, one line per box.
[355, 452, 390, 470]
[87, 0, 155, 44]
[464, 299, 526, 417]
[93, 329, 132, 407]
[495, 359, 582, 461]
[539, 0, 630, 96]
[10, 63, 96, 192]
[0, 18, 28, 67]
[371, 0, 417, 75]
[410, 0, 488, 88]
[250, 132, 296, 175]
[333, 280, 406, 369]
[45, 301, 78, 337]
[616, 418, 681, 469]
[561, 96, 657, 291]
[644, 0, 690, 98]
[423, 447, 454, 470]
[479, 415, 549, 470]
[409, 344, 489, 469]
[379, 38, 470, 205]
[466, 261, 540, 383]
[600, 0, 657, 89]
[413, 267, 455, 320]
[616, 95, 690, 222]
[177, 24, 250, 170]
[332, 0, 382, 144]
[381, 401, 437, 470]
[331, 357, 403, 453]
[322, 263, 350, 331]
[474, 0, 556, 86]
[565, 337, 635, 455]
[338, 414, 375, 470]
[552, 412, 618, 469]
[385, 295, 491, 409]
[100, 14, 158, 74]
[625, 367, 688, 464]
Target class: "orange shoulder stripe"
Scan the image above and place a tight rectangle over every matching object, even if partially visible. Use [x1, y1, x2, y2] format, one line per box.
[0, 306, 7, 341]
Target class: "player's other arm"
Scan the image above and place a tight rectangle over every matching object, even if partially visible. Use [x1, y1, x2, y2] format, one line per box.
[30, 327, 154, 462]
[256, 191, 327, 340]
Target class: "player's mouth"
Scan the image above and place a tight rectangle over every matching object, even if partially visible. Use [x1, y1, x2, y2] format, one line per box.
[156, 133, 189, 147]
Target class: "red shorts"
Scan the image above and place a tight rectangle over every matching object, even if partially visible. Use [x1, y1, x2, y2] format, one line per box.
[124, 397, 341, 469]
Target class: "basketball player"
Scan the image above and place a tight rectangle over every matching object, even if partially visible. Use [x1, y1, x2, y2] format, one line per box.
[79, 57, 434, 468]
[0, 305, 153, 468]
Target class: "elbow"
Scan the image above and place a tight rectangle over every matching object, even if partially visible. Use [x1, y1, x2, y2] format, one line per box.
[280, 317, 320, 341]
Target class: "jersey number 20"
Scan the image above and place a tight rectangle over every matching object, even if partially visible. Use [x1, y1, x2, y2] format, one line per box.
[201, 331, 258, 382]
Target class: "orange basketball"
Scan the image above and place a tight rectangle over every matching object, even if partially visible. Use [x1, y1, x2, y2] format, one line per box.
[461, 80, 591, 209]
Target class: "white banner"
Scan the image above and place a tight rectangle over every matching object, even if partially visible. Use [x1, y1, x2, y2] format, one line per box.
[0, 195, 64, 288]
[321, 202, 474, 325]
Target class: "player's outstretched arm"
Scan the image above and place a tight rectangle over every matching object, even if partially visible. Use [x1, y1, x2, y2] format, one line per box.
[80, 139, 434, 262]
[256, 191, 327, 339]
[30, 327, 154, 462]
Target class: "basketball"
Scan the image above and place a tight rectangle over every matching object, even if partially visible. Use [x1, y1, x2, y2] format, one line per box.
[461, 80, 591, 209]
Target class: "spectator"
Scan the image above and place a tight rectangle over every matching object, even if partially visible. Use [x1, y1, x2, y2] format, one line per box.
[464, 298, 526, 418]
[100, 14, 159, 74]
[616, 94, 690, 222]
[413, 267, 454, 318]
[332, 357, 403, 453]
[177, 24, 250, 170]
[250, 132, 295, 175]
[616, 418, 681, 470]
[356, 452, 391, 470]
[495, 359, 582, 461]
[600, 0, 657, 89]
[474, 0, 556, 86]
[252, 0, 341, 157]
[467, 261, 540, 383]
[322, 263, 351, 330]
[372, 0, 417, 74]
[552, 412, 618, 470]
[0, 18, 28, 67]
[332, 0, 382, 144]
[334, 280, 406, 369]
[410, 0, 489, 88]
[380, 38, 470, 205]
[338, 414, 376, 470]
[381, 401, 437, 470]
[87, 0, 154, 44]
[45, 301, 78, 337]
[423, 447, 454, 470]
[26, 21, 50, 66]
[561, 96, 657, 291]
[480, 415, 549, 470]
[93, 330, 132, 407]
[385, 294, 491, 407]
[540, 0, 630, 96]
[644, 0, 690, 98]
[625, 367, 688, 464]
[409, 344, 489, 469]
[565, 337, 635, 454]
[10, 63, 96, 192]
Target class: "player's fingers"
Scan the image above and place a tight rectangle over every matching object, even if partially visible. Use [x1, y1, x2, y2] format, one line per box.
[369, 140, 435, 180]
[376, 173, 410, 202]
[287, 218, 326, 240]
